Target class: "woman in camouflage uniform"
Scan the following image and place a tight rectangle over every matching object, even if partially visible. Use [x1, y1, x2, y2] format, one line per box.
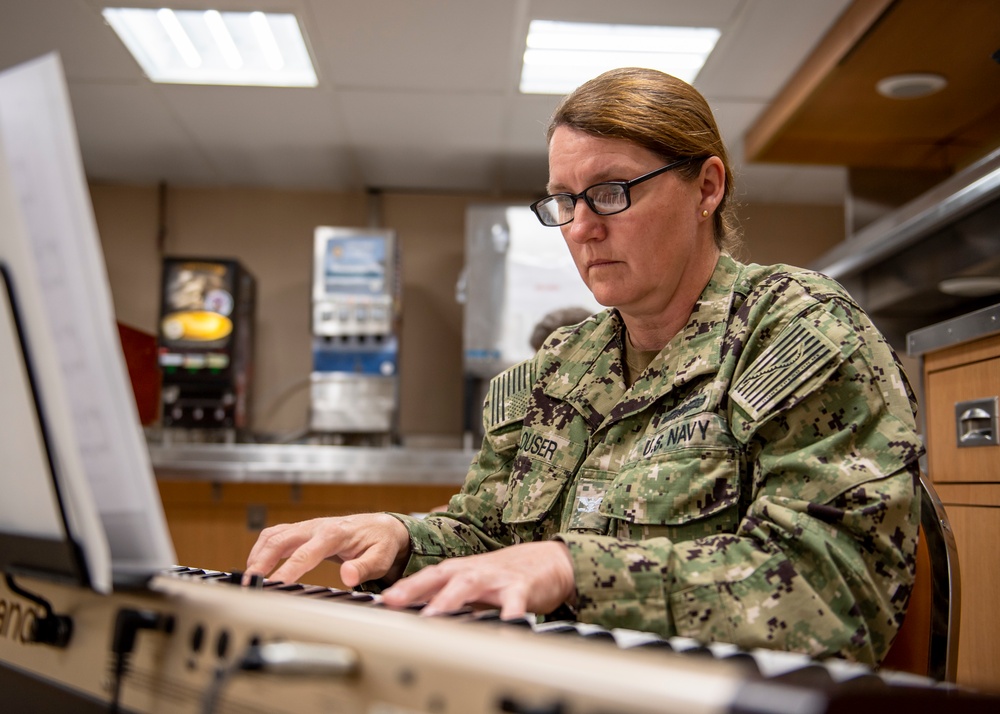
[247, 68, 923, 666]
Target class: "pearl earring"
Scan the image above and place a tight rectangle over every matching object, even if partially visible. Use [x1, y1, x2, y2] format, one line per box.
[702, 209, 710, 217]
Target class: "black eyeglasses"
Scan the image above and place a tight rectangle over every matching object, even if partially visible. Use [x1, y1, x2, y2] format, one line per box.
[530, 157, 698, 227]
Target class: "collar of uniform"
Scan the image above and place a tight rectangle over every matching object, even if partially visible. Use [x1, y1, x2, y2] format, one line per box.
[536, 308, 624, 422]
[539, 254, 741, 423]
[648, 252, 740, 388]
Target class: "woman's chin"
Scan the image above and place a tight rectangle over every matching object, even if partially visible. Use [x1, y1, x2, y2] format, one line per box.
[587, 285, 626, 308]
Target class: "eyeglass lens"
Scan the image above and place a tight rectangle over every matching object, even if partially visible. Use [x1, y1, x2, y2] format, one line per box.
[535, 184, 628, 226]
[531, 156, 699, 227]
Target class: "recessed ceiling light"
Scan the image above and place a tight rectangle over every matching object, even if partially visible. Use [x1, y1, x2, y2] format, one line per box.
[875, 73, 947, 99]
[102, 7, 318, 87]
[519, 20, 720, 95]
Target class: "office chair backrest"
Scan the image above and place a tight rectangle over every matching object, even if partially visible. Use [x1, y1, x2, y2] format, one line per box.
[880, 473, 961, 681]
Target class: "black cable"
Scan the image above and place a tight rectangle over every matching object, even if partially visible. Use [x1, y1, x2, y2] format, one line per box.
[199, 660, 239, 714]
[108, 608, 174, 714]
[3, 574, 73, 647]
[200, 642, 265, 714]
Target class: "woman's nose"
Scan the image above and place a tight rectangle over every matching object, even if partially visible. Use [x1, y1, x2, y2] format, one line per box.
[564, 200, 605, 243]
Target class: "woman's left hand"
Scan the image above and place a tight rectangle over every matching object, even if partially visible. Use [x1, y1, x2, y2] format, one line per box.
[380, 540, 576, 619]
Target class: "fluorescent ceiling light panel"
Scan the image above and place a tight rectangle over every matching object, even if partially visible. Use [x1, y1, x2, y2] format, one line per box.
[520, 20, 720, 95]
[102, 7, 317, 87]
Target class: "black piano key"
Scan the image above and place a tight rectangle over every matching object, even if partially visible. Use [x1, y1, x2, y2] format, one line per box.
[628, 639, 674, 650]
[579, 629, 615, 641]
[533, 622, 577, 635]
[770, 664, 839, 688]
[448, 607, 476, 617]
[168, 565, 198, 574]
[177, 568, 207, 576]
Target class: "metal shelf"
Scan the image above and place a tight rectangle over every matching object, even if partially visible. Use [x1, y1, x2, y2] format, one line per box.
[150, 443, 474, 485]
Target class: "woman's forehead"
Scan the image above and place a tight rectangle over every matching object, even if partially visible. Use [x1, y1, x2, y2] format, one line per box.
[547, 128, 659, 187]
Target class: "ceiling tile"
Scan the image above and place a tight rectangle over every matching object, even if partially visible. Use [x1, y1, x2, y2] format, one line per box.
[0, 0, 143, 82]
[67, 83, 216, 184]
[356, 146, 498, 192]
[309, 0, 518, 92]
[527, 0, 740, 28]
[339, 90, 507, 151]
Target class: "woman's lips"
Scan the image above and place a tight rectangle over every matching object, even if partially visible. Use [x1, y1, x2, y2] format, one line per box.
[587, 258, 618, 270]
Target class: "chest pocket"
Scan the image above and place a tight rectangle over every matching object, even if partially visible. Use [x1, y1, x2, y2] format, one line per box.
[602, 413, 741, 541]
[501, 428, 586, 543]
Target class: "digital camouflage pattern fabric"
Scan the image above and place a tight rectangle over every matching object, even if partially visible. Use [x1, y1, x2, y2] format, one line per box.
[389, 253, 923, 666]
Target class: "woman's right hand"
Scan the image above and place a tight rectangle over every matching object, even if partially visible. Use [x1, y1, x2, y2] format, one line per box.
[244, 513, 411, 587]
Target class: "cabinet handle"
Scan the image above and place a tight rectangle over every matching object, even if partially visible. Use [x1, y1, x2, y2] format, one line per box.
[955, 397, 999, 447]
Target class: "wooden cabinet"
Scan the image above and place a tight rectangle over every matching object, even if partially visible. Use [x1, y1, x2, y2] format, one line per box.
[921, 329, 1000, 691]
[158, 481, 458, 590]
[925, 333, 1000, 484]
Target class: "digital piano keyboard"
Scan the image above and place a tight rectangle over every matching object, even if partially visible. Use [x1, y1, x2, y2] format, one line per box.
[1, 567, 997, 714]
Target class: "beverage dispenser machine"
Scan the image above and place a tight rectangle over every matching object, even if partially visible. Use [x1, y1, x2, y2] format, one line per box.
[157, 257, 256, 438]
[310, 226, 399, 441]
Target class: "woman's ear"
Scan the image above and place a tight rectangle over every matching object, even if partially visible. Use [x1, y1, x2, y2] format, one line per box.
[697, 156, 726, 216]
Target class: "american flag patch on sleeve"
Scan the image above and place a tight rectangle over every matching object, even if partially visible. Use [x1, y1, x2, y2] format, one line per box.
[487, 361, 534, 429]
[731, 321, 842, 421]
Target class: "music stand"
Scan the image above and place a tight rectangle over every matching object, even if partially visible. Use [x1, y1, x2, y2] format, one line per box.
[0, 53, 175, 600]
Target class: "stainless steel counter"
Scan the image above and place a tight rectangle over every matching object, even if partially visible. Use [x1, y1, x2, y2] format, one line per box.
[149, 443, 475, 485]
[906, 302, 1000, 356]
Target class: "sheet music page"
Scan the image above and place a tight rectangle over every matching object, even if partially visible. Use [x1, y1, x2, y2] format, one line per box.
[0, 126, 112, 592]
[0, 257, 69, 540]
[0, 53, 175, 583]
